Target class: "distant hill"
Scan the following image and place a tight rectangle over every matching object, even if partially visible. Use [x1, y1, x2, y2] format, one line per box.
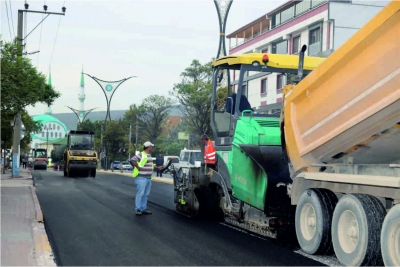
[36, 106, 184, 131]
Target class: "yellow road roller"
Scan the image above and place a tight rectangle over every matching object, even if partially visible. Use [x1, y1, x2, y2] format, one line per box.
[63, 130, 97, 178]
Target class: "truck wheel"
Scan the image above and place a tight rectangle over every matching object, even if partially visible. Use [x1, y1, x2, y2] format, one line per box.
[63, 169, 67, 177]
[91, 169, 96, 178]
[332, 194, 386, 266]
[295, 188, 337, 255]
[381, 204, 400, 267]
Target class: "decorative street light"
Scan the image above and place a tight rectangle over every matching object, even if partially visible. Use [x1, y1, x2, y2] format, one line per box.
[214, 0, 233, 89]
[66, 106, 98, 124]
[83, 74, 136, 124]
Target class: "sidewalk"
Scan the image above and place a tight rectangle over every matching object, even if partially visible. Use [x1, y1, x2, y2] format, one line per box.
[97, 169, 174, 184]
[1, 168, 56, 266]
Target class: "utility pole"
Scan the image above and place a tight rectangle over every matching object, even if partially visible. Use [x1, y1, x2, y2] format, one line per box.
[135, 125, 138, 155]
[128, 124, 132, 160]
[12, 3, 65, 177]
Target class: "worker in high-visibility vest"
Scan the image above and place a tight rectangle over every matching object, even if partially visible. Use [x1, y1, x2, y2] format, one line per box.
[130, 141, 155, 216]
[200, 134, 217, 170]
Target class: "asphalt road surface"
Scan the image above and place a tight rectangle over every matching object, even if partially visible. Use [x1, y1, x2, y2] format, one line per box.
[32, 170, 326, 266]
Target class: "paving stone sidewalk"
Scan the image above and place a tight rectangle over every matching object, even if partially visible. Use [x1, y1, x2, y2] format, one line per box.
[1, 168, 56, 266]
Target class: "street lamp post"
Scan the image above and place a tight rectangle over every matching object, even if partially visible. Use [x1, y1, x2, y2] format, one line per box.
[44, 126, 52, 154]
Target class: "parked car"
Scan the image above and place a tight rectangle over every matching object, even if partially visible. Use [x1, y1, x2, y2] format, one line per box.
[120, 161, 132, 171]
[113, 160, 121, 170]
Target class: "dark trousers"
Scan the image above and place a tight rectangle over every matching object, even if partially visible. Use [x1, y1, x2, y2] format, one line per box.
[22, 162, 27, 169]
[156, 167, 162, 177]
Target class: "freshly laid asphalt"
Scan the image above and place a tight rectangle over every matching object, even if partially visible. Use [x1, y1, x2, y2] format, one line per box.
[32, 170, 323, 266]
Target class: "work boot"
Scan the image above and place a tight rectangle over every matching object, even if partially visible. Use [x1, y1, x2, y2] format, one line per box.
[136, 210, 142, 215]
[142, 209, 152, 215]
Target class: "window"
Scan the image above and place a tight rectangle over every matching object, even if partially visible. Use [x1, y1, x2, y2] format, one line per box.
[292, 36, 300, 54]
[309, 26, 322, 55]
[272, 40, 288, 54]
[261, 101, 267, 106]
[42, 132, 44, 137]
[242, 85, 248, 97]
[57, 125, 60, 130]
[277, 74, 285, 93]
[261, 79, 267, 94]
[309, 27, 321, 45]
[51, 132, 53, 138]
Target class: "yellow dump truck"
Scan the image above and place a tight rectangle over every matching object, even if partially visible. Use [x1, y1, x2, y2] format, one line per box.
[282, 2, 399, 266]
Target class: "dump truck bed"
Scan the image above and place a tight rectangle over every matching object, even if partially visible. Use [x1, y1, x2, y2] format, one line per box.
[283, 1, 400, 172]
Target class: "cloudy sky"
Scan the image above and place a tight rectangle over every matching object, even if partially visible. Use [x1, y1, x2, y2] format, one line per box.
[2, 0, 286, 115]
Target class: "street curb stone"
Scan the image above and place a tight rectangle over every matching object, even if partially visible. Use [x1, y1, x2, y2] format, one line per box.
[29, 172, 57, 266]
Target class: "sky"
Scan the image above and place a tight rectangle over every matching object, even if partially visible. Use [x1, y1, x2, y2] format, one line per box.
[2, 0, 287, 115]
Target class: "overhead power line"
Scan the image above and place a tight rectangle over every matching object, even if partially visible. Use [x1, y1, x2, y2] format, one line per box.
[5, 0, 13, 39]
[8, 0, 16, 38]
[49, 0, 66, 67]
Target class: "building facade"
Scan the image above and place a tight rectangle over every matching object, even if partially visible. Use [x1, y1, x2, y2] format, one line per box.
[227, 0, 390, 112]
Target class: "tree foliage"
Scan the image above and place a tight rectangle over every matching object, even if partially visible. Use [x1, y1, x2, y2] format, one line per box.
[124, 95, 173, 144]
[1, 40, 60, 116]
[170, 59, 213, 137]
[1, 39, 60, 148]
[103, 120, 127, 159]
[77, 119, 102, 139]
[51, 144, 66, 163]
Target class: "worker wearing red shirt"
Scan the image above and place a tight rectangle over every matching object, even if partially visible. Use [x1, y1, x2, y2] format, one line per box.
[200, 134, 216, 170]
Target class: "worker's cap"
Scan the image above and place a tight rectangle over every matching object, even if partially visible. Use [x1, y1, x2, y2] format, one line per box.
[200, 134, 209, 140]
[143, 141, 154, 147]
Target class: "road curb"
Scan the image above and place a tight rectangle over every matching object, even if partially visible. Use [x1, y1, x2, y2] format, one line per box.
[29, 175, 57, 266]
[97, 170, 173, 185]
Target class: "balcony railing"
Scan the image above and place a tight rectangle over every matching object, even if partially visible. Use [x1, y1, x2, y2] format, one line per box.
[229, 0, 328, 50]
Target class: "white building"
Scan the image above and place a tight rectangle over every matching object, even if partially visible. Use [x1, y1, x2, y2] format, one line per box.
[227, 0, 390, 112]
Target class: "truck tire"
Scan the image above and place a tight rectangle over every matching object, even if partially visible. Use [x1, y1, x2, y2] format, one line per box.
[91, 169, 96, 178]
[295, 188, 338, 255]
[63, 169, 67, 177]
[381, 204, 400, 267]
[332, 194, 386, 266]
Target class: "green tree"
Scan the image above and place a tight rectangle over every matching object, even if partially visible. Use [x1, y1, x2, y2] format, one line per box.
[77, 119, 103, 139]
[51, 144, 66, 163]
[170, 59, 213, 137]
[103, 120, 127, 159]
[1, 39, 60, 147]
[124, 95, 173, 144]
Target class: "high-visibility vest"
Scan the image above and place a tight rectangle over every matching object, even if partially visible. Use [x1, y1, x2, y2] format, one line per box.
[132, 151, 153, 178]
[204, 140, 216, 164]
